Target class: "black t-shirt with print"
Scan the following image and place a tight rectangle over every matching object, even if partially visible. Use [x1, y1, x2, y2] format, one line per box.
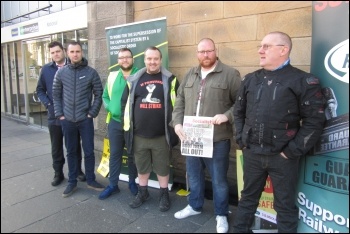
[134, 72, 165, 138]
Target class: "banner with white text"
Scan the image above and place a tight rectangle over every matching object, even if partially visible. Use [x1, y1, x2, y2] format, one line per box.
[105, 17, 168, 71]
[296, 2, 349, 233]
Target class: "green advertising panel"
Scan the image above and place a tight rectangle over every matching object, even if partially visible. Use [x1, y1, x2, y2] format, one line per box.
[297, 2, 349, 233]
[106, 17, 168, 71]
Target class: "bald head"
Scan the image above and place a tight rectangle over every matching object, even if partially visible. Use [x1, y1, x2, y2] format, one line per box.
[267, 31, 292, 54]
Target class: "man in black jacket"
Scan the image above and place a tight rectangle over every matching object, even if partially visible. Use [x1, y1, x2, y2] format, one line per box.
[36, 41, 86, 187]
[53, 41, 104, 198]
[232, 32, 325, 233]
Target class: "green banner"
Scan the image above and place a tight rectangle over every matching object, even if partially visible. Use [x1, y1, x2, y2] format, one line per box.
[106, 17, 168, 71]
[296, 2, 349, 233]
[104, 18, 173, 190]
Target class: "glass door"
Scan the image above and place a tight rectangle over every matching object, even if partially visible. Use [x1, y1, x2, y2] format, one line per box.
[1, 42, 25, 120]
[22, 37, 51, 128]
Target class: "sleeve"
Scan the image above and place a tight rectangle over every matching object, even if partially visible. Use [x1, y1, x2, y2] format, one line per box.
[102, 82, 110, 112]
[233, 77, 248, 149]
[120, 84, 130, 129]
[52, 70, 63, 118]
[170, 70, 191, 127]
[89, 69, 103, 118]
[225, 68, 242, 124]
[36, 67, 50, 108]
[283, 76, 326, 159]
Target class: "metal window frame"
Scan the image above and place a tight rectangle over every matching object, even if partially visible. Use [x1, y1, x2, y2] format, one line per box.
[1, 4, 52, 24]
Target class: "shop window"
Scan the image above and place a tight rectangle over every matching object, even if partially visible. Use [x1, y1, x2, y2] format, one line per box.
[39, 1, 50, 17]
[62, 31, 76, 49]
[49, 1, 62, 13]
[19, 1, 29, 22]
[10, 1, 20, 24]
[76, 1, 87, 6]
[2, 2, 12, 26]
[28, 2, 39, 19]
[62, 2, 76, 10]
[77, 28, 88, 59]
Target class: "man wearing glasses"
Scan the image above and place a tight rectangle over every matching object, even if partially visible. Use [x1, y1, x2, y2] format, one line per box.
[232, 31, 325, 232]
[171, 38, 241, 233]
[99, 48, 139, 200]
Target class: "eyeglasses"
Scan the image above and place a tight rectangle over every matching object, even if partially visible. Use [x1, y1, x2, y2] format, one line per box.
[118, 56, 132, 60]
[197, 49, 215, 55]
[257, 44, 285, 50]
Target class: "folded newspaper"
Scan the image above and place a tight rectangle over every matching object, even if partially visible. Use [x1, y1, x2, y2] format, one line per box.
[181, 116, 214, 158]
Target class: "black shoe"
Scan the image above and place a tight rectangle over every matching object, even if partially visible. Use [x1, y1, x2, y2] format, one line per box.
[51, 173, 64, 186]
[62, 184, 77, 198]
[78, 171, 86, 182]
[87, 181, 105, 191]
[159, 187, 170, 212]
[129, 186, 150, 208]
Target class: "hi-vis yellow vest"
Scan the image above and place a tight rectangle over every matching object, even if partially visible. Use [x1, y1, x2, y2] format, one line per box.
[123, 77, 177, 131]
[105, 71, 120, 124]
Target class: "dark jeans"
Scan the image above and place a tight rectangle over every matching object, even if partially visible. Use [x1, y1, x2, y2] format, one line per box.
[48, 124, 82, 174]
[61, 118, 95, 185]
[186, 139, 230, 216]
[232, 149, 300, 233]
[108, 119, 137, 186]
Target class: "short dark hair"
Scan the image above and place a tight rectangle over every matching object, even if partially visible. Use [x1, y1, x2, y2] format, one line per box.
[68, 41, 82, 49]
[48, 41, 63, 50]
[119, 47, 133, 57]
[144, 46, 162, 59]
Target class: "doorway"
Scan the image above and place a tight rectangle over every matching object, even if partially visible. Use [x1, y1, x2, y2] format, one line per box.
[22, 37, 51, 128]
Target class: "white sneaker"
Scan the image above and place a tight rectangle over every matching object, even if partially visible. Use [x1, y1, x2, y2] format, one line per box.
[174, 205, 201, 219]
[216, 215, 228, 233]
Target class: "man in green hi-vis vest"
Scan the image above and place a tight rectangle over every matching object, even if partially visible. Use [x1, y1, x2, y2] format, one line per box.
[99, 48, 139, 200]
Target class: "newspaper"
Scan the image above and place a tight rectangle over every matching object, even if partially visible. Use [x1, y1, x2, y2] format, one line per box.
[181, 116, 214, 158]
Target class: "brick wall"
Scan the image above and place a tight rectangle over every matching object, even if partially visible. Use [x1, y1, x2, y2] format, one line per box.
[88, 1, 312, 199]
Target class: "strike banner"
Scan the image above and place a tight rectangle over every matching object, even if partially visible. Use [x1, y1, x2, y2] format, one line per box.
[296, 2, 349, 233]
[105, 17, 168, 71]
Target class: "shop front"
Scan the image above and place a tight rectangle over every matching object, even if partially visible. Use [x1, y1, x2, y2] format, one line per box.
[1, 4, 88, 128]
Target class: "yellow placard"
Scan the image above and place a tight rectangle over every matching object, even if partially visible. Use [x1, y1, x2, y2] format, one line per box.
[97, 138, 110, 177]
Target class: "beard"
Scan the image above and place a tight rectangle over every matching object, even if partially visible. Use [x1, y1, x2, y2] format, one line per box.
[200, 58, 216, 69]
[121, 64, 133, 72]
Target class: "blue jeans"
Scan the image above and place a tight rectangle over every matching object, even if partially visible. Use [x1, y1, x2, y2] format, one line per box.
[232, 149, 299, 233]
[61, 117, 96, 185]
[186, 139, 230, 216]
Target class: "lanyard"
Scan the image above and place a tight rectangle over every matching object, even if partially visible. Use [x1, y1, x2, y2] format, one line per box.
[196, 79, 206, 116]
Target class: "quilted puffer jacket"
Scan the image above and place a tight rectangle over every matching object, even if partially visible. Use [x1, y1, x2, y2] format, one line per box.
[52, 57, 103, 122]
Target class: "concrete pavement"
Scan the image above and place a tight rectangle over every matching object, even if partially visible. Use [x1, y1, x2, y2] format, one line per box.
[1, 116, 237, 233]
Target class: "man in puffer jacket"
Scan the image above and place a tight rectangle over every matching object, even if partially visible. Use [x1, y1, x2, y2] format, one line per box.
[53, 41, 104, 198]
[36, 41, 86, 187]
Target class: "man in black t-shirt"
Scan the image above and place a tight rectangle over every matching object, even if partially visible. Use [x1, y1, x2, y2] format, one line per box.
[122, 46, 179, 212]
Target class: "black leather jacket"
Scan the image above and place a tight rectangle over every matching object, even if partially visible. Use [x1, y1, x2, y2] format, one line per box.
[234, 64, 326, 159]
